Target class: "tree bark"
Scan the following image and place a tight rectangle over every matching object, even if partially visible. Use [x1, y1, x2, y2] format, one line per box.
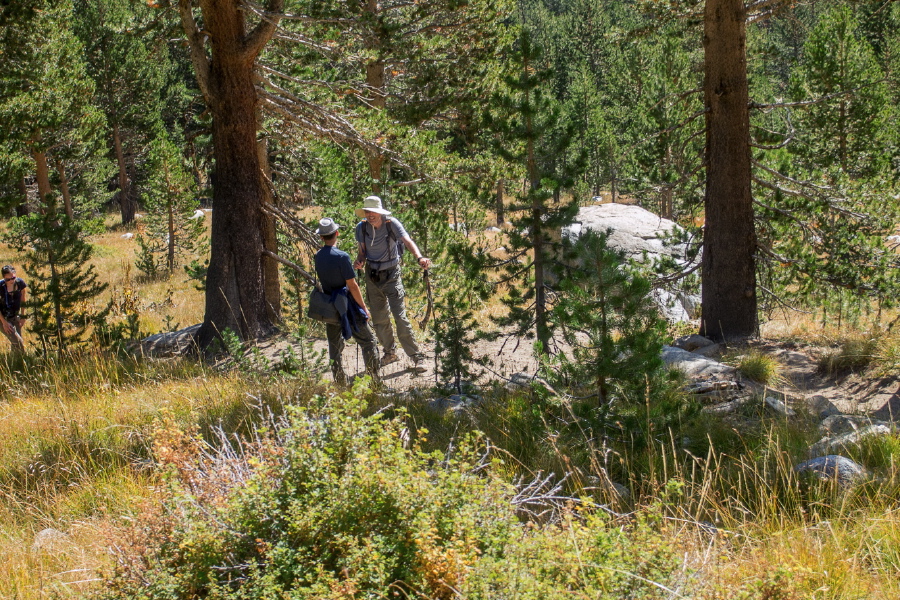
[188, 0, 282, 345]
[55, 159, 74, 219]
[31, 148, 52, 209]
[257, 136, 281, 322]
[113, 122, 136, 224]
[700, 0, 757, 340]
[364, 0, 386, 194]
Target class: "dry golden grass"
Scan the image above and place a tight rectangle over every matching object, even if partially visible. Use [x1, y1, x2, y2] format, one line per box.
[0, 210, 898, 598]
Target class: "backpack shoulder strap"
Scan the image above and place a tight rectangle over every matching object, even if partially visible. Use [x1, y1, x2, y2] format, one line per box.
[384, 217, 396, 241]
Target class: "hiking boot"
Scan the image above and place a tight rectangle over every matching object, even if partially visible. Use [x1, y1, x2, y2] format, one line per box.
[411, 356, 428, 374]
[381, 351, 400, 367]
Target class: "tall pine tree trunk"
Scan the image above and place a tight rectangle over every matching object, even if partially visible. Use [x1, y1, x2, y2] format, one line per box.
[113, 122, 136, 224]
[257, 136, 281, 322]
[56, 159, 74, 219]
[31, 147, 52, 208]
[195, 0, 277, 344]
[700, 0, 757, 340]
[365, 0, 386, 194]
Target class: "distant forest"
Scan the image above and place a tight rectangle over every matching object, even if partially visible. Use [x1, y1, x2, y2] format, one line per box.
[1, 0, 898, 346]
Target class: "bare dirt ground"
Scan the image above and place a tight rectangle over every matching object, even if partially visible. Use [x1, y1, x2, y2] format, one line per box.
[752, 340, 900, 420]
[141, 324, 899, 421]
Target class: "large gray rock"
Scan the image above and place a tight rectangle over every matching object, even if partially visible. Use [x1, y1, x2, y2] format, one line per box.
[794, 455, 868, 488]
[140, 324, 202, 357]
[561, 204, 700, 322]
[662, 346, 736, 378]
[673, 334, 716, 352]
[562, 204, 686, 262]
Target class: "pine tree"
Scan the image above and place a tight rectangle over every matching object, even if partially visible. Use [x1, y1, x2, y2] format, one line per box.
[0, 0, 108, 213]
[789, 5, 889, 178]
[552, 230, 667, 404]
[488, 27, 584, 355]
[135, 133, 206, 278]
[10, 206, 108, 352]
[73, 0, 180, 224]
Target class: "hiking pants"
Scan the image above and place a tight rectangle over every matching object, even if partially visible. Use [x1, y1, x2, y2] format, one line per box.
[365, 267, 422, 359]
[325, 320, 380, 385]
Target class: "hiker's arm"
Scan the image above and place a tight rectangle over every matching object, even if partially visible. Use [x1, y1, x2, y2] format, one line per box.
[402, 236, 431, 269]
[0, 315, 12, 335]
[346, 278, 369, 318]
[353, 242, 366, 270]
[19, 288, 26, 313]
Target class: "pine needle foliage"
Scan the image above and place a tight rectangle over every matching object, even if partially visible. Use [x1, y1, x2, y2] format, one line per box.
[488, 27, 585, 354]
[552, 230, 667, 404]
[10, 210, 108, 352]
[135, 134, 206, 278]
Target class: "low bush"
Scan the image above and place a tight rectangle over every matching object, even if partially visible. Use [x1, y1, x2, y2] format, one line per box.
[100, 391, 684, 599]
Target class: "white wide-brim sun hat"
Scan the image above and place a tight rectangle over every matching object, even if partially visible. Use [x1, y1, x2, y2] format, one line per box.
[355, 195, 392, 219]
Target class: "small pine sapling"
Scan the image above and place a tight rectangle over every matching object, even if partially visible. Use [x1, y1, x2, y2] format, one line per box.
[136, 134, 207, 278]
[553, 230, 667, 404]
[10, 210, 109, 353]
[433, 242, 490, 393]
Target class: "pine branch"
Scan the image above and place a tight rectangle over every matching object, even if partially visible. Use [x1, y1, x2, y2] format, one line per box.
[261, 249, 316, 285]
[751, 161, 869, 219]
[177, 0, 211, 103]
[241, 0, 284, 62]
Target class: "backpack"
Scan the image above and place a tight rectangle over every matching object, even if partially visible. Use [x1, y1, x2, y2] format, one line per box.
[357, 217, 404, 261]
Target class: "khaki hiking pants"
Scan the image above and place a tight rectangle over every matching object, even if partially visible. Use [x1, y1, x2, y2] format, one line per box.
[365, 267, 422, 360]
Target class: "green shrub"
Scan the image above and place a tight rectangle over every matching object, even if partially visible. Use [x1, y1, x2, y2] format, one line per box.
[101, 393, 684, 599]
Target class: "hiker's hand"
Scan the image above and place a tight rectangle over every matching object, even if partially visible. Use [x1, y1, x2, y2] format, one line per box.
[353, 258, 365, 270]
[2, 322, 12, 335]
[417, 256, 431, 269]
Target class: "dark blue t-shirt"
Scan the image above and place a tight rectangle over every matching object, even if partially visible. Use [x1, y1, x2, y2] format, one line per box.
[314, 246, 356, 293]
[1, 277, 26, 318]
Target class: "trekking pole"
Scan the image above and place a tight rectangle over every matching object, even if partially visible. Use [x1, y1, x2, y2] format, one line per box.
[418, 268, 433, 329]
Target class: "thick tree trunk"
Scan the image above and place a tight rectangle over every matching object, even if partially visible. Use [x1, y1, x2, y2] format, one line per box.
[257, 136, 281, 322]
[31, 148, 52, 208]
[113, 123, 136, 224]
[700, 0, 757, 340]
[365, 0, 386, 194]
[197, 0, 273, 344]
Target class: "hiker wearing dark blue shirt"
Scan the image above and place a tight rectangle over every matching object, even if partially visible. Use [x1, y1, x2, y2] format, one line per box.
[0, 265, 26, 352]
[352, 195, 430, 373]
[313, 219, 380, 386]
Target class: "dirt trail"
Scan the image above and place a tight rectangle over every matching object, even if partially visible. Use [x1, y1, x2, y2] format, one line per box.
[142, 325, 899, 420]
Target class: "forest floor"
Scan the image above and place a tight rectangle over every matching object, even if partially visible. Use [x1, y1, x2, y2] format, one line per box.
[143, 322, 900, 422]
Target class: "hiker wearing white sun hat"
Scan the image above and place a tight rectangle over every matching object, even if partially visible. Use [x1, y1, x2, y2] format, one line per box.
[353, 195, 431, 373]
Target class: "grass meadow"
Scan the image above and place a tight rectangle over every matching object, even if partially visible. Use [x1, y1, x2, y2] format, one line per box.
[0, 212, 899, 598]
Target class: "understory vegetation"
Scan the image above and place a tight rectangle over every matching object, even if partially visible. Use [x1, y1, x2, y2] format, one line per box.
[0, 316, 899, 598]
[2, 0, 900, 597]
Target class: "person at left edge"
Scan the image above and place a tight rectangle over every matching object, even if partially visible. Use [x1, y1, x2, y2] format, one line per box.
[313, 218, 381, 386]
[0, 265, 26, 352]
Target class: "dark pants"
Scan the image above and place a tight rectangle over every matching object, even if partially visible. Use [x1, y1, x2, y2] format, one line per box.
[325, 320, 380, 385]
